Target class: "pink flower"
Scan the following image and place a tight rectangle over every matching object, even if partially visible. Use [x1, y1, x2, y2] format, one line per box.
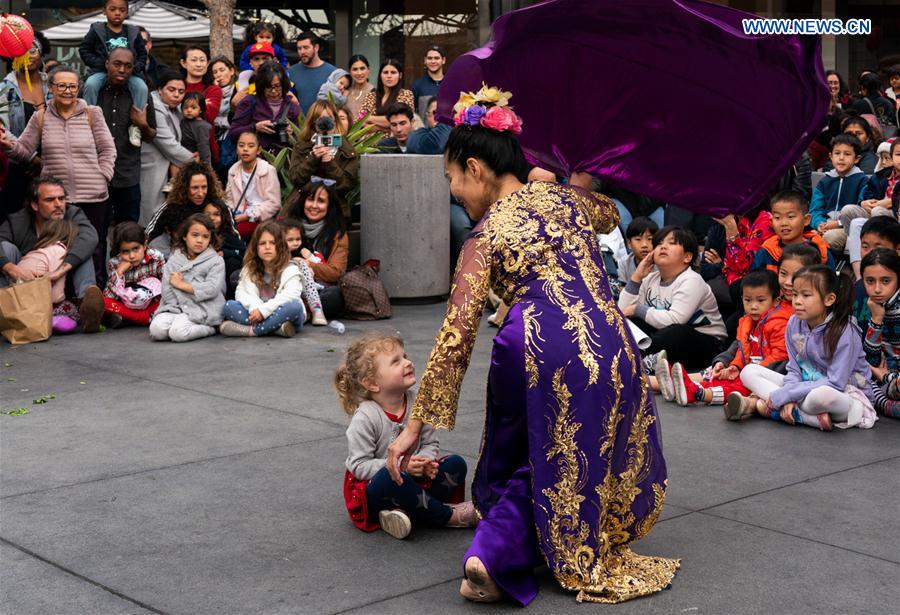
[480, 106, 523, 134]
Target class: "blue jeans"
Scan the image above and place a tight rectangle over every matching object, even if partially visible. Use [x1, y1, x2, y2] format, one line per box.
[222, 299, 305, 336]
[0, 241, 95, 298]
[366, 454, 467, 526]
[82, 73, 148, 109]
[613, 198, 665, 236]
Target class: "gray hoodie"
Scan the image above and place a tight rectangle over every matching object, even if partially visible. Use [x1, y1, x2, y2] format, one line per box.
[345, 393, 440, 481]
[156, 247, 226, 326]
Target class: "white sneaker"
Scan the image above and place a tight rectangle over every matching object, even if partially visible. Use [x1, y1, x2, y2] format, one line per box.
[378, 509, 411, 539]
[128, 125, 141, 147]
[655, 355, 675, 402]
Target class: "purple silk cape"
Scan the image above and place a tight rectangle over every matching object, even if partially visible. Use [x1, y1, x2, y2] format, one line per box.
[437, 0, 831, 217]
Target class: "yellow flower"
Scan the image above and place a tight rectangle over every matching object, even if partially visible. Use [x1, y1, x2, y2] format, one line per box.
[453, 91, 477, 114]
[475, 84, 512, 107]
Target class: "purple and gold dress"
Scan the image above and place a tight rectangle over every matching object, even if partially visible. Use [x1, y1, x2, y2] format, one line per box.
[410, 181, 678, 605]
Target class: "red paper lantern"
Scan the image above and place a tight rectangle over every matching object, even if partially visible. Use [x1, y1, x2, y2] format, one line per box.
[0, 14, 35, 89]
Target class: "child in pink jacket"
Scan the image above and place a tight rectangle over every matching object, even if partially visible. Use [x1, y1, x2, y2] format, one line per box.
[226, 129, 282, 240]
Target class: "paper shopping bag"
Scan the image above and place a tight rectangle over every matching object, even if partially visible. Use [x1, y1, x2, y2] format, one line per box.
[0, 277, 53, 345]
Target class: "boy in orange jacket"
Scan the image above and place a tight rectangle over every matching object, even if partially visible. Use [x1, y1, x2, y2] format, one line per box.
[657, 270, 790, 406]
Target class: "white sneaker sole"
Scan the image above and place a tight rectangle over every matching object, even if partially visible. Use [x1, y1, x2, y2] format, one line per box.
[655, 357, 675, 402]
[671, 363, 689, 406]
[378, 509, 411, 539]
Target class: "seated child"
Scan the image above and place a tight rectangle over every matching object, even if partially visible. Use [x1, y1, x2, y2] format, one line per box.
[813, 134, 869, 252]
[337, 332, 475, 539]
[860, 248, 900, 419]
[281, 218, 328, 325]
[851, 216, 900, 335]
[618, 226, 727, 371]
[220, 221, 306, 338]
[15, 219, 80, 334]
[752, 190, 834, 272]
[226, 130, 282, 240]
[201, 200, 246, 295]
[656, 270, 789, 407]
[727, 266, 877, 430]
[103, 222, 165, 328]
[845, 139, 900, 278]
[616, 216, 657, 286]
[149, 214, 226, 343]
[180, 92, 213, 167]
[79, 0, 148, 147]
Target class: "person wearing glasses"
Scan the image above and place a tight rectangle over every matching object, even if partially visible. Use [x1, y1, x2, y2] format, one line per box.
[228, 62, 300, 154]
[0, 65, 116, 287]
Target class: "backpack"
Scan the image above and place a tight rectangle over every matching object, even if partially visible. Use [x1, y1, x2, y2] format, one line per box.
[339, 259, 392, 320]
[861, 97, 898, 139]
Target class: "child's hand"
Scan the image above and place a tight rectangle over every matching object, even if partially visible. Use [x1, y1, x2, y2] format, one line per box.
[300, 248, 313, 260]
[116, 260, 132, 276]
[703, 248, 722, 265]
[779, 402, 797, 424]
[169, 271, 184, 289]
[405, 455, 430, 478]
[425, 459, 439, 480]
[817, 220, 839, 234]
[621, 303, 637, 318]
[860, 199, 877, 213]
[870, 364, 889, 382]
[234, 214, 250, 224]
[721, 365, 740, 381]
[710, 362, 727, 379]
[631, 252, 655, 283]
[868, 298, 885, 324]
[248, 308, 263, 324]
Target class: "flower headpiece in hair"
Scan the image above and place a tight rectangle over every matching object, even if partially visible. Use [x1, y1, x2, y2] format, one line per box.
[452, 84, 523, 135]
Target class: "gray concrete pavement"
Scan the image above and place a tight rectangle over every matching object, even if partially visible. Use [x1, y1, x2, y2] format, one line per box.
[2, 304, 897, 614]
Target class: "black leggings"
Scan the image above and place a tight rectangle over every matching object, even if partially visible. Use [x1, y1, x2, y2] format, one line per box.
[319, 285, 344, 320]
[632, 317, 724, 371]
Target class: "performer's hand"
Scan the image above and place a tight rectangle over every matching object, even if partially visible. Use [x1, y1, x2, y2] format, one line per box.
[387, 419, 423, 485]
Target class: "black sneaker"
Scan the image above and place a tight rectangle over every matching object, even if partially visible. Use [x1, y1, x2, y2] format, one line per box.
[104, 312, 125, 330]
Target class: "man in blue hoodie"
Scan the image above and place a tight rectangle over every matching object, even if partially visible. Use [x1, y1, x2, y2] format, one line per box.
[815, 134, 870, 253]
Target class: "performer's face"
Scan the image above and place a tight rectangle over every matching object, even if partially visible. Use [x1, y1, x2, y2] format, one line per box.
[445, 158, 490, 220]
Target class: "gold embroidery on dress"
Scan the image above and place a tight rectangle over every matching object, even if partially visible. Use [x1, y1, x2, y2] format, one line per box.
[521, 304, 545, 389]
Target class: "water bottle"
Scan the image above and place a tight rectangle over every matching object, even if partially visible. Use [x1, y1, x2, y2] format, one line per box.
[328, 320, 345, 335]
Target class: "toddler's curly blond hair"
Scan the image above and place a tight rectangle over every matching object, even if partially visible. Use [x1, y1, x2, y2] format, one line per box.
[334, 332, 405, 415]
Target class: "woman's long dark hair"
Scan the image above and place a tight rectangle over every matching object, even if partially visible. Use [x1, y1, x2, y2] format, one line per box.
[825, 70, 849, 100]
[284, 180, 346, 257]
[792, 265, 854, 359]
[445, 124, 530, 183]
[842, 115, 880, 149]
[374, 59, 403, 114]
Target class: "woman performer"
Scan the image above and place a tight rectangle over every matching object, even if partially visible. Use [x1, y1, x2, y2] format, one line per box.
[386, 86, 678, 606]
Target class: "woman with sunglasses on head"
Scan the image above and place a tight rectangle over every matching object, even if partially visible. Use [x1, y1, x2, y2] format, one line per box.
[288, 98, 358, 218]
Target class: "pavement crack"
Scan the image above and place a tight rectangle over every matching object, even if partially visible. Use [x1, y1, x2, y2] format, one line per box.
[0, 536, 169, 614]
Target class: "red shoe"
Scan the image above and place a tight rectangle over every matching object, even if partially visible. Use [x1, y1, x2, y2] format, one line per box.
[671, 362, 701, 406]
[816, 413, 833, 432]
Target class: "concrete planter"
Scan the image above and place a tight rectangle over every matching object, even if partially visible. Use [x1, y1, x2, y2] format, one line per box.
[360, 154, 450, 300]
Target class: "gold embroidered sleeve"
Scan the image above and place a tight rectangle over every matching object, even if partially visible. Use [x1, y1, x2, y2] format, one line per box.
[573, 188, 620, 235]
[410, 229, 492, 430]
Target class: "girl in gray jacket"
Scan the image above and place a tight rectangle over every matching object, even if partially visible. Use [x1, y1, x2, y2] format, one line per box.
[149, 214, 225, 342]
[337, 332, 476, 539]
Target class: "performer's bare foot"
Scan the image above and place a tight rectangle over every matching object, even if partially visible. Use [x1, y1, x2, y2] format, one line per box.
[460, 556, 501, 602]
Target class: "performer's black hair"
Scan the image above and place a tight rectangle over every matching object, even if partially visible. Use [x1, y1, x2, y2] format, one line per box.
[445, 124, 530, 183]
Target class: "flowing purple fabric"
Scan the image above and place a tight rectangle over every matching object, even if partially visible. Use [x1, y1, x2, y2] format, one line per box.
[437, 0, 830, 217]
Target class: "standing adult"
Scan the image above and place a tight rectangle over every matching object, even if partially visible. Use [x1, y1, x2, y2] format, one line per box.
[0, 66, 116, 286]
[386, 91, 675, 605]
[180, 45, 222, 162]
[139, 70, 195, 225]
[210, 55, 239, 183]
[358, 60, 414, 134]
[287, 31, 336, 113]
[0, 177, 104, 333]
[849, 73, 898, 135]
[228, 62, 300, 154]
[97, 48, 157, 225]
[410, 45, 446, 115]
[344, 54, 374, 122]
[138, 27, 168, 89]
[0, 33, 51, 221]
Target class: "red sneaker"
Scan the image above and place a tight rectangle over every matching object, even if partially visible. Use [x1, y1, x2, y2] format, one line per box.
[672, 362, 701, 406]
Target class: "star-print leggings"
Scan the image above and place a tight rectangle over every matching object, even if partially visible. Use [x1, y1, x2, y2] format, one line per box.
[366, 454, 467, 526]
